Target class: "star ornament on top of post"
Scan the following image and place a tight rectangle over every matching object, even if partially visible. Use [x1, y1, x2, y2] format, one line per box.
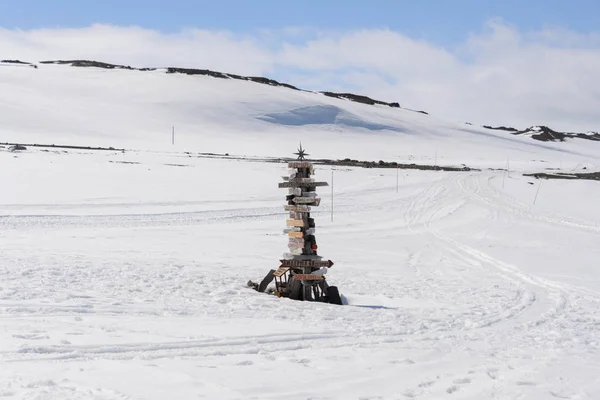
[294, 142, 309, 160]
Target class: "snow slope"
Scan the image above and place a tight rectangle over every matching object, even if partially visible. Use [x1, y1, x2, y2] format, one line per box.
[1, 63, 600, 399]
[1, 62, 599, 170]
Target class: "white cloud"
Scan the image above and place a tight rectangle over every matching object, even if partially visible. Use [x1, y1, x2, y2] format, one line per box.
[1, 21, 599, 131]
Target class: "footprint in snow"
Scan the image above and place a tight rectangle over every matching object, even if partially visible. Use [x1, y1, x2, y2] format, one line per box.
[453, 378, 471, 385]
[446, 386, 459, 394]
[516, 381, 537, 386]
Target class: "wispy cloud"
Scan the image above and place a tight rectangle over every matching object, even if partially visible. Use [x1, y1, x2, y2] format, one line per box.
[1, 21, 599, 131]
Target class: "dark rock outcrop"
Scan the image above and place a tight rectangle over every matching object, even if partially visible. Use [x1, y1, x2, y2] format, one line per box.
[516, 126, 600, 142]
[9, 144, 27, 152]
[525, 171, 600, 181]
[321, 92, 399, 108]
[1, 60, 37, 68]
[484, 124, 600, 142]
[166, 67, 298, 90]
[40, 60, 155, 71]
[483, 125, 519, 132]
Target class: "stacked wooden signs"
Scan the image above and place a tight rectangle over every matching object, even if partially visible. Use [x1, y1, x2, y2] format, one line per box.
[249, 147, 341, 304]
[279, 159, 334, 281]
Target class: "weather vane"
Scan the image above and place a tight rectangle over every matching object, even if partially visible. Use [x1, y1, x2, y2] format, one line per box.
[294, 142, 309, 160]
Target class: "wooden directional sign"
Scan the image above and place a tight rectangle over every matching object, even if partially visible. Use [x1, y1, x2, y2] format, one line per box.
[286, 219, 305, 227]
[293, 197, 321, 205]
[284, 205, 310, 212]
[273, 267, 290, 277]
[288, 231, 304, 238]
[288, 239, 304, 248]
[280, 259, 334, 268]
[279, 181, 328, 188]
[288, 161, 312, 168]
[294, 274, 324, 281]
[287, 240, 305, 248]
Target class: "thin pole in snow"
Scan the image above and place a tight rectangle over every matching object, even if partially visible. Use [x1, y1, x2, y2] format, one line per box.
[331, 170, 334, 222]
[502, 170, 506, 189]
[396, 166, 399, 193]
[533, 178, 543, 205]
[172, 126, 175, 145]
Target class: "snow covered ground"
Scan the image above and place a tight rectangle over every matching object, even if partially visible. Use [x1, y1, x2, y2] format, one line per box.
[1, 62, 600, 399]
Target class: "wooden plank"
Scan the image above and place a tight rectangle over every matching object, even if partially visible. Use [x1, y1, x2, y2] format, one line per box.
[290, 177, 314, 183]
[293, 197, 321, 205]
[288, 238, 304, 246]
[294, 274, 324, 281]
[284, 205, 310, 212]
[279, 181, 328, 188]
[288, 231, 304, 238]
[286, 219, 305, 227]
[280, 259, 334, 268]
[289, 188, 302, 196]
[273, 267, 290, 277]
[289, 212, 303, 219]
[288, 161, 312, 168]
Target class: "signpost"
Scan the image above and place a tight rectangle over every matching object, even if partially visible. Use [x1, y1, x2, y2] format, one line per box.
[249, 144, 342, 305]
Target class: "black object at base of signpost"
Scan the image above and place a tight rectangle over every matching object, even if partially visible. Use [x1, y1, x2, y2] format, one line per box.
[248, 145, 343, 305]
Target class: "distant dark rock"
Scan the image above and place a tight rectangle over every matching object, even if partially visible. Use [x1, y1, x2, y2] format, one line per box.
[524, 171, 600, 181]
[166, 67, 299, 90]
[40, 60, 155, 71]
[1, 59, 37, 68]
[316, 157, 473, 172]
[484, 124, 600, 143]
[321, 92, 400, 108]
[2, 59, 30, 65]
[9, 144, 27, 152]
[483, 125, 519, 132]
[520, 126, 566, 142]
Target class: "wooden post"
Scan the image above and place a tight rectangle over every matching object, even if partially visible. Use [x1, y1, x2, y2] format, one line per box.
[331, 170, 334, 222]
[533, 178, 543, 205]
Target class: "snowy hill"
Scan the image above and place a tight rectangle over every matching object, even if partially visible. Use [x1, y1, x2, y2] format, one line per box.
[1, 60, 599, 169]
[1, 60, 600, 399]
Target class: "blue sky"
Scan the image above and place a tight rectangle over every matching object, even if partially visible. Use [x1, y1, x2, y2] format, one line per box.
[1, 0, 598, 45]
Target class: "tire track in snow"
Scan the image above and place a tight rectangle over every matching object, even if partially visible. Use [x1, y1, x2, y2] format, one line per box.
[468, 173, 600, 235]
[405, 174, 540, 330]
[429, 173, 600, 345]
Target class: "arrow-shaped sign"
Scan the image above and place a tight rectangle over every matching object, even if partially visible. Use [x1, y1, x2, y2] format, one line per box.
[293, 274, 324, 281]
[279, 181, 328, 188]
[293, 197, 321, 205]
[280, 259, 334, 268]
[284, 205, 310, 212]
[286, 219, 305, 227]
